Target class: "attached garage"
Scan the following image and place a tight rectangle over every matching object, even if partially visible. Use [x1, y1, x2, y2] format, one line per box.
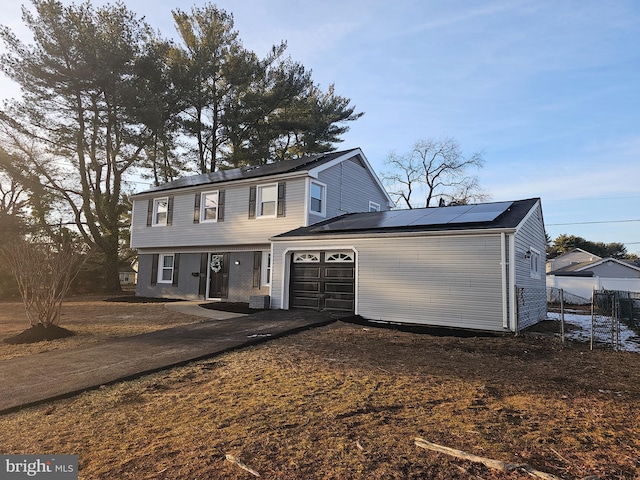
[289, 251, 356, 313]
[270, 198, 547, 332]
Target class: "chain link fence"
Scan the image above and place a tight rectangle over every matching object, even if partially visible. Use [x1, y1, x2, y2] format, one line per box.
[547, 287, 640, 350]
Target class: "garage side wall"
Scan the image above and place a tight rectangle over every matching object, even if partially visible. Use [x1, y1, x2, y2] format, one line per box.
[514, 202, 547, 330]
[272, 233, 508, 331]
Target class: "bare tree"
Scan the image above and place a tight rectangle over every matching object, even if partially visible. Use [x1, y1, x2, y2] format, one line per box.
[383, 138, 490, 208]
[1, 237, 85, 328]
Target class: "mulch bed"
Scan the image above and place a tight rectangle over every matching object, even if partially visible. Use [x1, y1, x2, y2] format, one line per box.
[198, 302, 256, 314]
[105, 296, 183, 303]
[3, 324, 75, 344]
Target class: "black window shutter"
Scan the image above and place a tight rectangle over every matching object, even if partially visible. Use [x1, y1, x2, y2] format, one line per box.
[253, 252, 262, 288]
[248, 186, 256, 219]
[146, 200, 153, 227]
[151, 254, 159, 286]
[277, 182, 286, 217]
[193, 194, 200, 223]
[172, 253, 180, 287]
[198, 253, 208, 296]
[221, 253, 230, 298]
[167, 196, 174, 226]
[218, 190, 225, 221]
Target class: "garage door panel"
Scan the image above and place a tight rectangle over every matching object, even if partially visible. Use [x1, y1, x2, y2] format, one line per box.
[325, 282, 354, 294]
[291, 281, 320, 292]
[325, 267, 354, 279]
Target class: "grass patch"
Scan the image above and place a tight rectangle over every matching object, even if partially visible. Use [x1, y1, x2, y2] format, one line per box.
[1, 320, 639, 478]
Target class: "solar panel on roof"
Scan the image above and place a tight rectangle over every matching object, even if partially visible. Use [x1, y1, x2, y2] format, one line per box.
[309, 201, 514, 233]
[448, 201, 512, 224]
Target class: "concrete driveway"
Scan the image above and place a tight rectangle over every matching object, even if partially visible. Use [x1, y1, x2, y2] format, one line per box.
[0, 305, 336, 414]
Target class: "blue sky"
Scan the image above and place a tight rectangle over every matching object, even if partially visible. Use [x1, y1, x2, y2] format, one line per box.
[1, 0, 639, 254]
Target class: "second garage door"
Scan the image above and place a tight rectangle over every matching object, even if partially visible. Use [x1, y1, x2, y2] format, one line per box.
[289, 251, 355, 313]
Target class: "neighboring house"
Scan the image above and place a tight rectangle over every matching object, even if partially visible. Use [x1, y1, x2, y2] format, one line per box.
[118, 264, 138, 285]
[270, 198, 547, 332]
[547, 250, 640, 299]
[545, 248, 601, 273]
[129, 149, 393, 302]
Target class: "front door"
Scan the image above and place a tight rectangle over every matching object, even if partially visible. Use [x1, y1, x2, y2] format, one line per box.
[208, 253, 229, 299]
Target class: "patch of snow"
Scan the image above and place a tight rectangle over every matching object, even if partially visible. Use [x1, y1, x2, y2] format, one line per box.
[547, 312, 640, 352]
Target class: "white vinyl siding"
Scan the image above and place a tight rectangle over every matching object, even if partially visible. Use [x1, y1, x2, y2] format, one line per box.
[513, 201, 547, 330]
[272, 233, 508, 331]
[131, 177, 306, 248]
[309, 159, 390, 224]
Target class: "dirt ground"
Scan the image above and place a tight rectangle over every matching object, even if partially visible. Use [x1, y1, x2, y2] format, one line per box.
[1, 297, 639, 479]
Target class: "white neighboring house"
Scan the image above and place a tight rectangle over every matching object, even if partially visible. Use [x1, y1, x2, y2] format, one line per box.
[547, 251, 640, 299]
[546, 248, 601, 273]
[270, 198, 547, 332]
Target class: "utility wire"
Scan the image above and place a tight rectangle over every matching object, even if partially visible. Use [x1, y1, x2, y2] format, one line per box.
[547, 219, 640, 226]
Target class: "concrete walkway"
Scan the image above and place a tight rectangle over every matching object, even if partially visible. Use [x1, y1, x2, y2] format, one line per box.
[0, 305, 336, 414]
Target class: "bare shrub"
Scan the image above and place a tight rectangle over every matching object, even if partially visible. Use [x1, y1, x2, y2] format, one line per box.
[0, 238, 85, 327]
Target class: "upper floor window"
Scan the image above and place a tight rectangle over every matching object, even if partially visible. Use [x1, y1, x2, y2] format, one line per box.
[258, 184, 277, 217]
[309, 181, 326, 216]
[153, 197, 168, 226]
[200, 191, 219, 222]
[369, 201, 380, 212]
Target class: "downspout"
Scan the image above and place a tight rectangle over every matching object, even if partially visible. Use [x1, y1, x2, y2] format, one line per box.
[501, 232, 508, 329]
[509, 234, 517, 332]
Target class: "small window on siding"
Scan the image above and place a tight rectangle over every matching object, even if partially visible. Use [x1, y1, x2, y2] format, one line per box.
[369, 201, 380, 212]
[529, 247, 541, 279]
[310, 181, 326, 216]
[293, 252, 320, 263]
[153, 197, 169, 226]
[200, 191, 219, 222]
[158, 254, 174, 283]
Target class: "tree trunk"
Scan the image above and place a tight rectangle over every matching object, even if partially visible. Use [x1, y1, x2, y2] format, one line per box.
[102, 244, 123, 294]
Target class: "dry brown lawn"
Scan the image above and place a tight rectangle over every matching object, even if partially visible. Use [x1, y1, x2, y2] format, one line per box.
[0, 296, 202, 361]
[1, 298, 639, 479]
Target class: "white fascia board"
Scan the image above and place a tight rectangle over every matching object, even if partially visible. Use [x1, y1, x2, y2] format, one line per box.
[270, 227, 517, 243]
[306, 148, 394, 208]
[131, 171, 309, 199]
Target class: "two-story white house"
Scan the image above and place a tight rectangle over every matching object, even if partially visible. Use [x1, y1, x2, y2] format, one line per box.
[129, 148, 393, 303]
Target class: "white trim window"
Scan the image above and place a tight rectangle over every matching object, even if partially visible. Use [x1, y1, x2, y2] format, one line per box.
[529, 247, 541, 279]
[158, 254, 174, 283]
[369, 201, 380, 212]
[200, 191, 219, 222]
[309, 181, 326, 216]
[257, 184, 278, 218]
[262, 251, 272, 286]
[153, 197, 168, 226]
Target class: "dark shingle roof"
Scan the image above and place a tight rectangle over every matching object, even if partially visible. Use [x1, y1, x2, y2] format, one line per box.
[134, 149, 359, 196]
[274, 198, 541, 238]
